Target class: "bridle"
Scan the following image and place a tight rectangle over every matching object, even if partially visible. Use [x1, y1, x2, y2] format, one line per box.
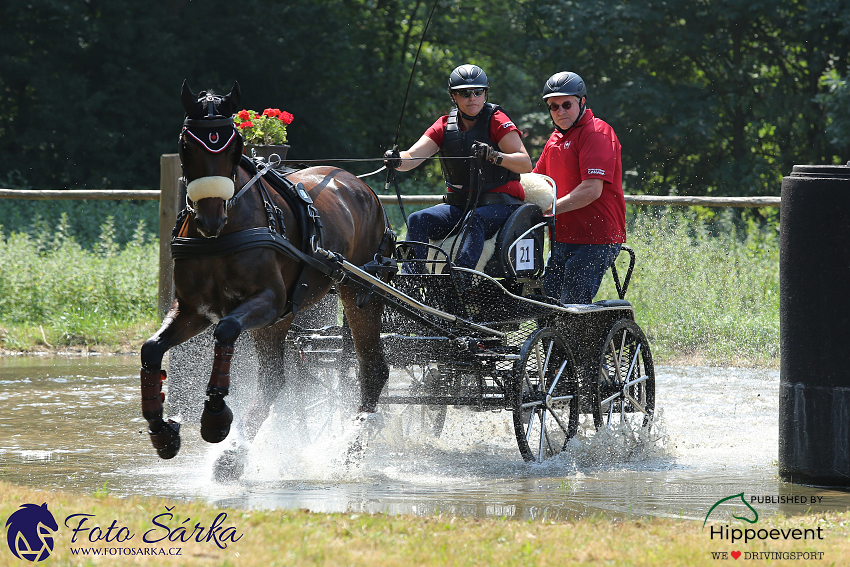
[179, 110, 244, 210]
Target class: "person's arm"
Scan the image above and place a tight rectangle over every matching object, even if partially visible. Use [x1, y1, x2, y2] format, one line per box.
[546, 178, 603, 215]
[396, 135, 440, 172]
[492, 130, 533, 174]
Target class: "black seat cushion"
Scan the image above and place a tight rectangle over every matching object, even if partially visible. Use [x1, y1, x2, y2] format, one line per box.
[483, 204, 545, 279]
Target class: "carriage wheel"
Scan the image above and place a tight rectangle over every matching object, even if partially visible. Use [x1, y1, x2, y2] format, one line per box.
[594, 319, 656, 430]
[512, 328, 579, 462]
[288, 358, 358, 444]
[400, 364, 447, 437]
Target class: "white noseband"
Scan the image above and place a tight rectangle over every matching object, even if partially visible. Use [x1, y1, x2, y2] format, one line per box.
[186, 176, 235, 201]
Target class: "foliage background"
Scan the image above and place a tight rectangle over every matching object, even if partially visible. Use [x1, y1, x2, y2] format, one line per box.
[1, 0, 848, 202]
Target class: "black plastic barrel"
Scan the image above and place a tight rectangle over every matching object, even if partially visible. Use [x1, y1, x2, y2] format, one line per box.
[779, 164, 850, 486]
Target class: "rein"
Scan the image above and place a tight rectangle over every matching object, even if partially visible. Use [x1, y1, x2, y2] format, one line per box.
[225, 154, 280, 209]
[173, 153, 397, 317]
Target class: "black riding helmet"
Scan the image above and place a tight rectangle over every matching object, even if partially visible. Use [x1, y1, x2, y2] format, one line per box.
[448, 64, 489, 120]
[542, 71, 587, 133]
[448, 64, 490, 91]
[542, 71, 586, 99]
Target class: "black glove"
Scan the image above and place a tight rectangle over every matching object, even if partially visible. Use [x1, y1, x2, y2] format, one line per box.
[471, 141, 501, 164]
[383, 148, 402, 170]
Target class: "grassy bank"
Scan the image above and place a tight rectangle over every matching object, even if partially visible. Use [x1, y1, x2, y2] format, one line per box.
[0, 215, 160, 352]
[0, 480, 845, 567]
[0, 209, 779, 365]
[597, 208, 779, 366]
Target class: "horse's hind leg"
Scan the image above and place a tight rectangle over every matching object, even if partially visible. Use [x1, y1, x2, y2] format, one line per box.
[241, 319, 293, 440]
[140, 302, 211, 459]
[338, 286, 388, 412]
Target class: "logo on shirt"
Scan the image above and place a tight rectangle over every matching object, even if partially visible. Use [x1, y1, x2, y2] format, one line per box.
[501, 121, 514, 129]
[562, 141, 571, 149]
[587, 168, 606, 175]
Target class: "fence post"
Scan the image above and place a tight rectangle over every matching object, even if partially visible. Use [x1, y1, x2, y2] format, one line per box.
[158, 154, 183, 319]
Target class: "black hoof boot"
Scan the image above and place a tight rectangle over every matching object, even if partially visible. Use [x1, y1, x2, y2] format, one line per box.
[200, 401, 233, 443]
[150, 419, 181, 459]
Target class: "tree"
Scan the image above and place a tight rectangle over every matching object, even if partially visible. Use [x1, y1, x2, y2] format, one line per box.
[523, 0, 850, 196]
[1, 0, 847, 197]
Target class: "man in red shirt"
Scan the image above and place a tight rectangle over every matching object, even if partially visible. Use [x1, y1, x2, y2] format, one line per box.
[384, 64, 532, 272]
[532, 71, 626, 304]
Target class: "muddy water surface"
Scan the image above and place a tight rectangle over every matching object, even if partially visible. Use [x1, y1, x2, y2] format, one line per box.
[1, 355, 847, 521]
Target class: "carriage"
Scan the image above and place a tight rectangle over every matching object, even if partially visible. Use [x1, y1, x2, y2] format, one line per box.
[148, 82, 655, 468]
[276, 188, 655, 463]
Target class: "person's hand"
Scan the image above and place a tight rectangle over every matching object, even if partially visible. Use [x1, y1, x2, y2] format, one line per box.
[471, 141, 500, 164]
[383, 148, 401, 170]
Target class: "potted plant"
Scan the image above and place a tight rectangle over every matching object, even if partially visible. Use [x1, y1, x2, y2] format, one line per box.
[234, 108, 294, 160]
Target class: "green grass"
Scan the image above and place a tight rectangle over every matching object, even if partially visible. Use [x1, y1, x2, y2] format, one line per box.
[0, 214, 159, 350]
[1, 480, 847, 567]
[1, 199, 159, 249]
[597, 208, 779, 365]
[0, 207, 780, 365]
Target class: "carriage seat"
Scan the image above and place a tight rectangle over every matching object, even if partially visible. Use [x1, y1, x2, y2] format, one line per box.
[426, 173, 555, 276]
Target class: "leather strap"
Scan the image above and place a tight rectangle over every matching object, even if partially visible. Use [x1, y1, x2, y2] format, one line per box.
[444, 191, 523, 207]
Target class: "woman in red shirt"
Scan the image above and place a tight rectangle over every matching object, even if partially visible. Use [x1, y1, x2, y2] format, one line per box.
[384, 64, 532, 272]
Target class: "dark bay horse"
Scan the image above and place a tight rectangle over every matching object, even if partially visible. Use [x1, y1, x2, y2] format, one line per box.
[140, 82, 392, 461]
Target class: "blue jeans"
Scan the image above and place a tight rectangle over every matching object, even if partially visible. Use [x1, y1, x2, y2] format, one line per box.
[405, 203, 520, 272]
[543, 242, 622, 304]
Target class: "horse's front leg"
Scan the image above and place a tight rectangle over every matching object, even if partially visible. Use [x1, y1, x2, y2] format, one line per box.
[140, 300, 211, 459]
[201, 287, 283, 444]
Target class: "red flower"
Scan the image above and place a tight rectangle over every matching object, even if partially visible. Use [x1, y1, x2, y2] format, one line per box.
[237, 110, 251, 121]
[238, 121, 254, 129]
[279, 111, 294, 125]
[262, 108, 281, 118]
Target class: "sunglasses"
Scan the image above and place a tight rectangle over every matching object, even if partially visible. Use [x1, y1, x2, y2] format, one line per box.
[548, 99, 580, 112]
[454, 88, 486, 98]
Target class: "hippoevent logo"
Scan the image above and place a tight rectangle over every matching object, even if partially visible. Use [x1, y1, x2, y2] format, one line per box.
[704, 492, 825, 561]
[4, 501, 243, 561]
[5, 503, 58, 562]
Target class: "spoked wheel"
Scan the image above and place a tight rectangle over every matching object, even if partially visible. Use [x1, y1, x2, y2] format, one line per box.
[512, 328, 580, 462]
[594, 319, 656, 430]
[288, 358, 358, 444]
[399, 364, 447, 437]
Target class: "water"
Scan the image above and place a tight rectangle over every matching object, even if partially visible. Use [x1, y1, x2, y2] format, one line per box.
[1, 354, 848, 522]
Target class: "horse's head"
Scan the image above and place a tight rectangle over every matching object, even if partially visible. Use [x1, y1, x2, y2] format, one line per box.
[179, 80, 244, 238]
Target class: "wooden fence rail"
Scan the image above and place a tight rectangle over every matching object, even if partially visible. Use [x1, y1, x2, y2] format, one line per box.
[0, 188, 781, 208]
[1, 154, 782, 316]
[0, 189, 160, 200]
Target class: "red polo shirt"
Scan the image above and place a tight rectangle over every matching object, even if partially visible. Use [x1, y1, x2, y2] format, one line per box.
[533, 108, 626, 244]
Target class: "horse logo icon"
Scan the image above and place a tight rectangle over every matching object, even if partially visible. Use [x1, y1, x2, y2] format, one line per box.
[703, 492, 759, 527]
[5, 503, 58, 562]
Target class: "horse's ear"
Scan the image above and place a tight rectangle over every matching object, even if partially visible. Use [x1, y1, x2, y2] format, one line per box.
[181, 80, 198, 114]
[222, 82, 241, 116]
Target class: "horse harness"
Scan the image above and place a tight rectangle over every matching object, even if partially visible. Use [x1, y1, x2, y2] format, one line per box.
[171, 155, 396, 318]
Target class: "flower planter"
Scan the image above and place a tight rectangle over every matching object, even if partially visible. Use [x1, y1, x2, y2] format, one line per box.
[245, 144, 290, 162]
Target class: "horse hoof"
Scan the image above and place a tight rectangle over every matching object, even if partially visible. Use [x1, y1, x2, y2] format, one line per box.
[200, 401, 233, 443]
[213, 445, 248, 483]
[150, 420, 181, 459]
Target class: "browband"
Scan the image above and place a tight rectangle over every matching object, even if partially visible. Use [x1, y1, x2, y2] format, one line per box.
[183, 117, 235, 128]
